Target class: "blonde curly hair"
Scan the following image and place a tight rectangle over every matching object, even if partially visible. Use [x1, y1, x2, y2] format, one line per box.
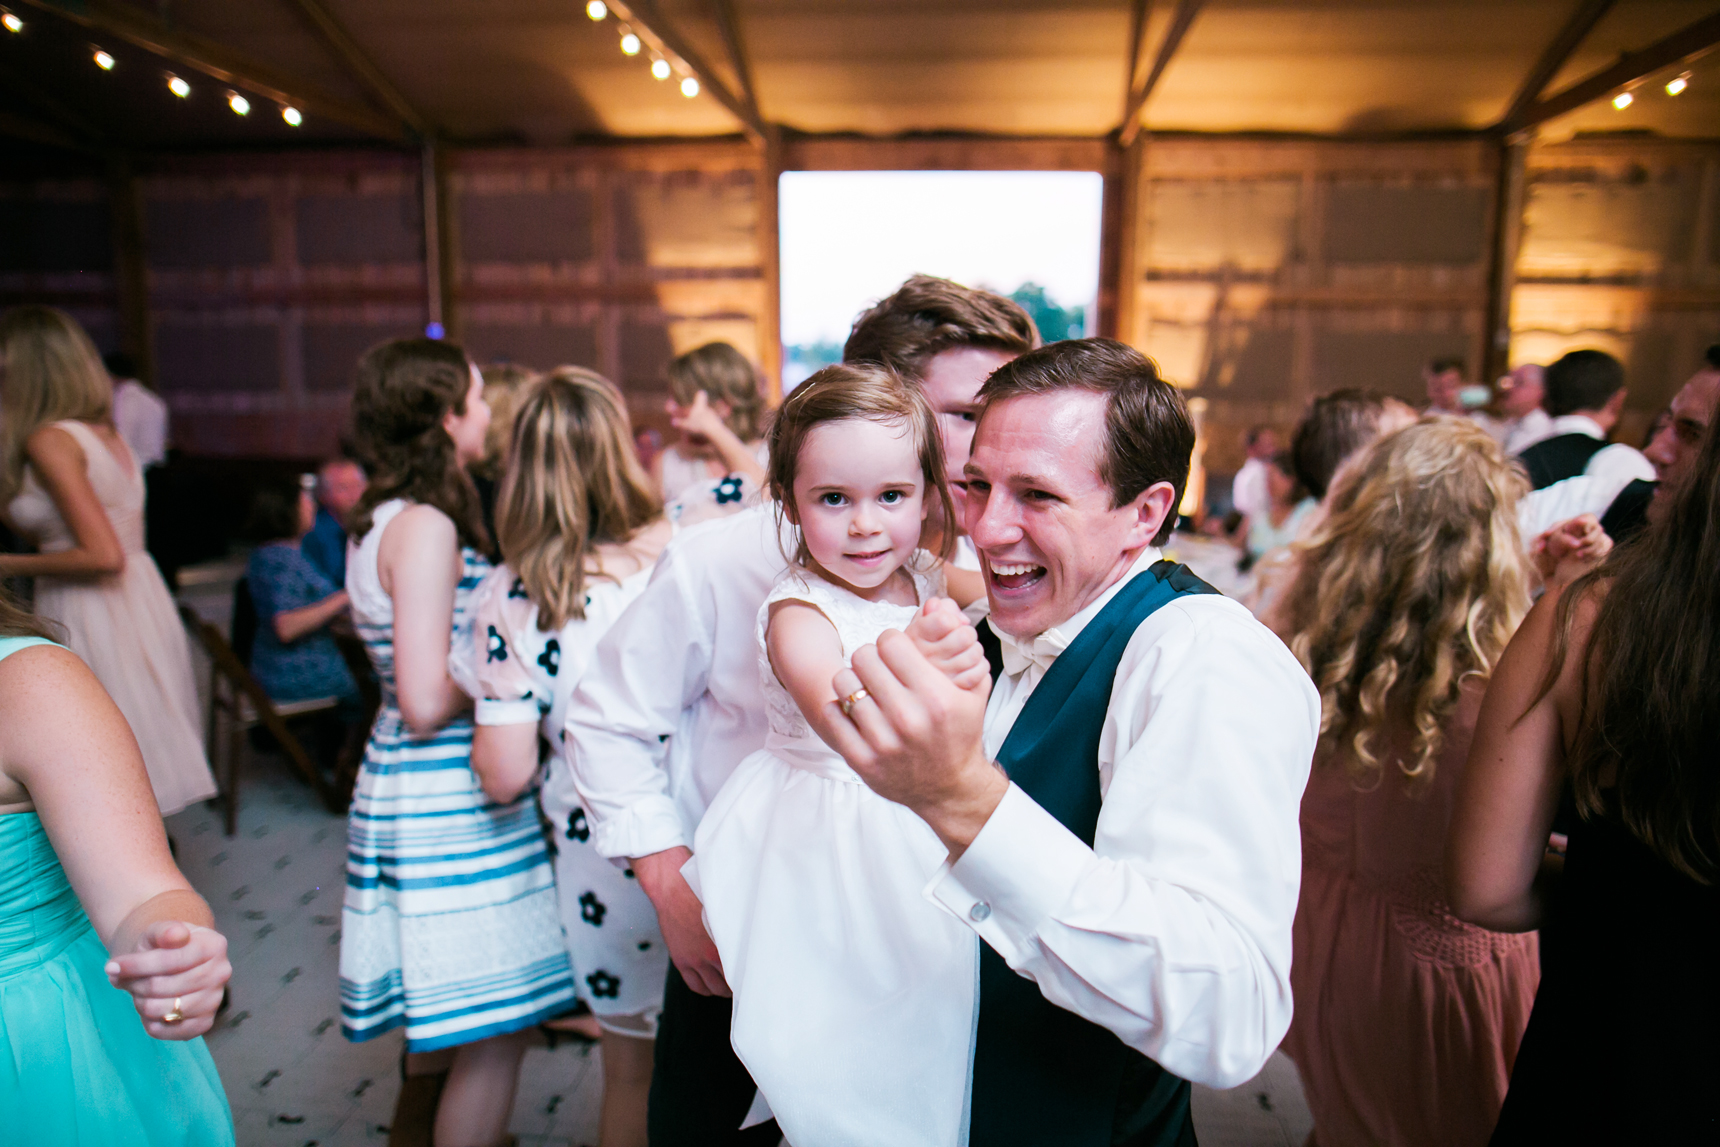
[1276, 417, 1530, 785]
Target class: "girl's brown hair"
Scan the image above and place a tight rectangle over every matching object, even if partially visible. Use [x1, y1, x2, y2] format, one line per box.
[0, 306, 115, 504]
[347, 337, 490, 553]
[668, 342, 766, 443]
[766, 362, 955, 570]
[1278, 418, 1531, 785]
[1543, 409, 1720, 883]
[495, 368, 662, 630]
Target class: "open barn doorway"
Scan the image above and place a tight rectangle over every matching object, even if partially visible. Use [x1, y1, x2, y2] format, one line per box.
[778, 170, 1104, 389]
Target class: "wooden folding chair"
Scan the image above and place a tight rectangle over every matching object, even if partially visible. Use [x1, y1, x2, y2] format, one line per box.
[178, 603, 339, 835]
[331, 626, 381, 811]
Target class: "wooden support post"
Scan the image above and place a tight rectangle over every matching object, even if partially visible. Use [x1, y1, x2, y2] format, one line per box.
[421, 141, 456, 341]
[758, 127, 784, 402]
[1098, 137, 1144, 342]
[1483, 135, 1530, 383]
[106, 154, 155, 388]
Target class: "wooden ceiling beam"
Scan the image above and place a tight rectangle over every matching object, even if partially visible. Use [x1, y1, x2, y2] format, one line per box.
[19, 0, 407, 141]
[1120, 0, 1151, 126]
[1118, 0, 1204, 147]
[283, 0, 431, 138]
[709, 0, 762, 130]
[611, 0, 765, 145]
[1505, 9, 1720, 134]
[1499, 0, 1616, 129]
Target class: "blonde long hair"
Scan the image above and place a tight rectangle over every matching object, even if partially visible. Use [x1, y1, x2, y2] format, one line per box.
[495, 367, 662, 630]
[0, 306, 114, 504]
[1278, 418, 1531, 784]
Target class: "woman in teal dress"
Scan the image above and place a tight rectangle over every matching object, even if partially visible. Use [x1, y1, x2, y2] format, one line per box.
[0, 589, 234, 1145]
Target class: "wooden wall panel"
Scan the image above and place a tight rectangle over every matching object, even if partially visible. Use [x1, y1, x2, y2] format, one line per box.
[0, 177, 120, 356]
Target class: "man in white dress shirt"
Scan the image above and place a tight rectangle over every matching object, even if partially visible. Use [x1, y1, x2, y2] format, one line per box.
[563, 275, 1038, 1145]
[1471, 362, 1553, 456]
[1515, 350, 1655, 491]
[826, 338, 1319, 1146]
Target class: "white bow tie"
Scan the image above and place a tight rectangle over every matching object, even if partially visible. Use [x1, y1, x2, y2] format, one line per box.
[995, 625, 1069, 678]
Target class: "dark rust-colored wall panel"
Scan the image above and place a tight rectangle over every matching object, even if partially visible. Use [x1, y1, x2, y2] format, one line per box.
[0, 199, 112, 273]
[297, 194, 422, 266]
[1311, 329, 1471, 400]
[155, 320, 280, 393]
[302, 321, 425, 392]
[460, 189, 595, 264]
[1323, 185, 1488, 265]
[619, 318, 674, 389]
[144, 198, 272, 268]
[463, 323, 599, 372]
[1188, 327, 1296, 401]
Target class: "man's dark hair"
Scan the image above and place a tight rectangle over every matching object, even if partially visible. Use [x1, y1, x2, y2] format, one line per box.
[844, 274, 1039, 380]
[976, 338, 1192, 546]
[1544, 349, 1626, 416]
[1292, 389, 1388, 500]
[242, 475, 304, 543]
[1704, 343, 1719, 371]
[101, 350, 136, 379]
[1426, 356, 1465, 376]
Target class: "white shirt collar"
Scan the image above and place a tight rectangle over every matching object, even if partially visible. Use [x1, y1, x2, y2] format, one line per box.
[993, 546, 1162, 678]
[1549, 413, 1605, 441]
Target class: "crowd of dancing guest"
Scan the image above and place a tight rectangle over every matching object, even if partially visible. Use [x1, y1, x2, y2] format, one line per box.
[2, 275, 1717, 1147]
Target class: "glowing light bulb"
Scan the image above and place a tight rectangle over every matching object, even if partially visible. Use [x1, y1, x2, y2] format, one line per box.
[680, 75, 699, 98]
[586, 0, 607, 19]
[167, 74, 191, 98]
[281, 105, 302, 126]
[1612, 90, 1633, 110]
[1666, 73, 1689, 96]
[228, 91, 251, 116]
[650, 57, 670, 80]
[2, 13, 23, 33]
[620, 31, 641, 55]
[93, 49, 115, 70]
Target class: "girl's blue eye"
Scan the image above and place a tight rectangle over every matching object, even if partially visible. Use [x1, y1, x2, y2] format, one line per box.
[819, 492, 845, 507]
[880, 490, 903, 504]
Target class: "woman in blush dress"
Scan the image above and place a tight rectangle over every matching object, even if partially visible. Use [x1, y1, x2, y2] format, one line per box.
[1269, 419, 1597, 1147]
[0, 306, 214, 816]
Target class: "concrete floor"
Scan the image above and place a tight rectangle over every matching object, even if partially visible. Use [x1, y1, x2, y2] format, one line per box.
[167, 748, 1313, 1147]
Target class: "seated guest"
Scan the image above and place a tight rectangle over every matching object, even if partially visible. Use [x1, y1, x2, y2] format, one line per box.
[652, 341, 768, 502]
[1448, 399, 1720, 1145]
[1230, 424, 1280, 527]
[1242, 449, 1315, 567]
[1422, 356, 1471, 416]
[819, 338, 1319, 1144]
[243, 476, 358, 709]
[300, 455, 366, 587]
[1516, 350, 1654, 491]
[1270, 419, 1596, 1147]
[1472, 363, 1552, 456]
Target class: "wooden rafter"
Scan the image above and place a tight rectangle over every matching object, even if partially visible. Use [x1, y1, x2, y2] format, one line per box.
[609, 0, 765, 145]
[1505, 9, 1720, 133]
[19, 0, 406, 140]
[284, 0, 431, 138]
[709, 0, 762, 129]
[1499, 0, 1617, 131]
[1120, 0, 1151, 125]
[1119, 0, 1204, 146]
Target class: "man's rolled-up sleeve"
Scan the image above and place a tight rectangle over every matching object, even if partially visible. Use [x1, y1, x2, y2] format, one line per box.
[929, 600, 1318, 1089]
[562, 544, 712, 861]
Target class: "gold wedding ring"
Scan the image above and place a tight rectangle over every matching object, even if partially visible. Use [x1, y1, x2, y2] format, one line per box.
[162, 997, 183, 1024]
[839, 688, 870, 717]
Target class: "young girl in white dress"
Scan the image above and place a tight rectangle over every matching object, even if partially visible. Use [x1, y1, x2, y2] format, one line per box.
[690, 364, 989, 1147]
[463, 368, 672, 1147]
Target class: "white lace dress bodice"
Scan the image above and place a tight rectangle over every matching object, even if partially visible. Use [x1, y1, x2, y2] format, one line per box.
[691, 556, 975, 1147]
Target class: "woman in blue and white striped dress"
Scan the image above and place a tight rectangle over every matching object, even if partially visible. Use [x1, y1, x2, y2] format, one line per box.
[339, 337, 575, 1147]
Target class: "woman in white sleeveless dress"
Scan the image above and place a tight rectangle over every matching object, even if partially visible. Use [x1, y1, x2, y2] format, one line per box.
[0, 307, 214, 816]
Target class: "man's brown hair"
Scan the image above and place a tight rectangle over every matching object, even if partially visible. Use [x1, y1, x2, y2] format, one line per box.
[976, 338, 1193, 546]
[843, 275, 1039, 380]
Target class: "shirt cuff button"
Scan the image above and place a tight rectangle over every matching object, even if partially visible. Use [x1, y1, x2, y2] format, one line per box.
[969, 901, 992, 923]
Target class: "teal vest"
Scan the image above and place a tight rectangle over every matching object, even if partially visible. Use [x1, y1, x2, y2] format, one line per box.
[970, 560, 1217, 1147]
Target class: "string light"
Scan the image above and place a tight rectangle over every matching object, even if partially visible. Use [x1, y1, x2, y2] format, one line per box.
[1, 11, 23, 33]
[281, 105, 303, 126]
[93, 48, 115, 70]
[680, 75, 699, 98]
[1666, 72, 1690, 96]
[620, 30, 641, 55]
[585, 0, 607, 19]
[650, 56, 670, 80]
[1611, 90, 1633, 110]
[227, 91, 251, 116]
[167, 74, 191, 98]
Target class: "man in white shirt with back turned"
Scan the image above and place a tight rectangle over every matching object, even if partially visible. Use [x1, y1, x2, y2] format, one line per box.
[825, 337, 1318, 1146]
[1515, 349, 1654, 491]
[562, 275, 1038, 1145]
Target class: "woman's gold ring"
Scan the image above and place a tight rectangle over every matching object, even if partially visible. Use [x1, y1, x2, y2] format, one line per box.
[839, 688, 870, 717]
[162, 998, 183, 1024]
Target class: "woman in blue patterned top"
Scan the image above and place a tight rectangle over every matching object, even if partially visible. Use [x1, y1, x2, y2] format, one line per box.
[243, 475, 358, 705]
